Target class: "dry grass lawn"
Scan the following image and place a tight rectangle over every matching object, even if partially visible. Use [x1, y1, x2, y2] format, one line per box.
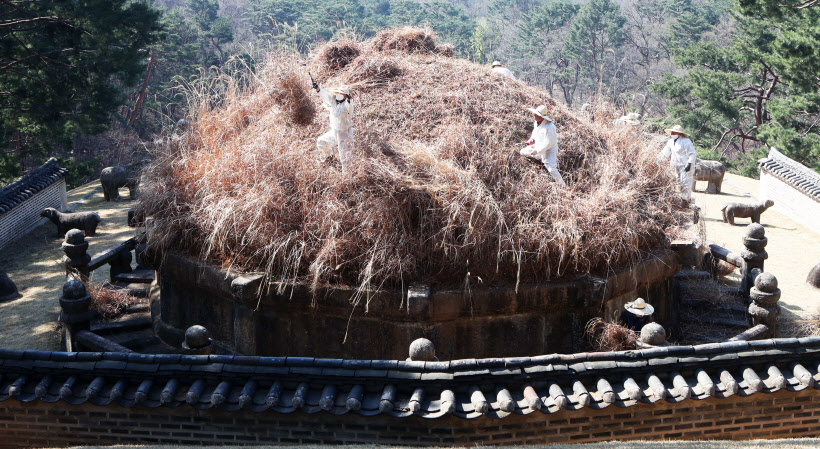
[691, 173, 820, 336]
[0, 181, 135, 350]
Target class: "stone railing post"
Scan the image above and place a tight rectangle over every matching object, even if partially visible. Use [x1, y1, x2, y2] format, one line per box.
[62, 229, 90, 280]
[741, 223, 768, 298]
[182, 325, 212, 355]
[59, 279, 94, 352]
[408, 338, 438, 362]
[748, 272, 780, 338]
[636, 322, 667, 348]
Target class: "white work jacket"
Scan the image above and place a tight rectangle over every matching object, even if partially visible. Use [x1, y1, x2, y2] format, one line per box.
[492, 66, 514, 78]
[659, 136, 696, 169]
[526, 120, 558, 159]
[319, 86, 353, 132]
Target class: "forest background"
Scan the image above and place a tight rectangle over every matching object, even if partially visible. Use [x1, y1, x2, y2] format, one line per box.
[1, 0, 818, 187]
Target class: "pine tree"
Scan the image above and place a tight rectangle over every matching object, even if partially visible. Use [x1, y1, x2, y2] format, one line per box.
[0, 0, 162, 182]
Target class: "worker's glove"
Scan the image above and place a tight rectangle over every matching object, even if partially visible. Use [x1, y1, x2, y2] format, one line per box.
[685, 163, 692, 172]
[312, 81, 320, 91]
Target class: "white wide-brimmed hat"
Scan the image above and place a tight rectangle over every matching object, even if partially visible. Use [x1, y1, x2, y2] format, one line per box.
[492, 60, 502, 67]
[624, 298, 655, 316]
[665, 124, 687, 137]
[526, 105, 553, 122]
[332, 85, 351, 96]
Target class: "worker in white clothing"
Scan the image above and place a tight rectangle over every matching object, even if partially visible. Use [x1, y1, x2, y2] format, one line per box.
[519, 105, 566, 186]
[312, 77, 354, 169]
[658, 124, 697, 201]
[491, 61, 514, 78]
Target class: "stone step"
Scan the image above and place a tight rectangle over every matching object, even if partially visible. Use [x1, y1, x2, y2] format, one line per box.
[104, 328, 160, 351]
[113, 268, 155, 284]
[674, 269, 712, 281]
[681, 298, 748, 314]
[90, 316, 152, 336]
[697, 314, 750, 329]
[109, 282, 149, 298]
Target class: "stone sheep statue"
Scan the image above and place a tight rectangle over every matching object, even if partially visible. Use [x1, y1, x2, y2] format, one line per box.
[721, 199, 774, 225]
[0, 270, 20, 302]
[40, 207, 102, 237]
[694, 158, 726, 194]
[808, 263, 820, 289]
[100, 160, 145, 201]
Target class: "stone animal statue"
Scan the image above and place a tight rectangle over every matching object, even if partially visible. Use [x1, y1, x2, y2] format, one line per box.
[808, 263, 820, 289]
[100, 160, 145, 201]
[40, 207, 102, 237]
[694, 158, 726, 194]
[0, 270, 20, 302]
[721, 199, 774, 225]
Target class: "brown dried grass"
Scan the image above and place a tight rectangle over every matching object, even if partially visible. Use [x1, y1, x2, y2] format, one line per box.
[313, 38, 362, 77]
[138, 28, 689, 307]
[82, 279, 140, 321]
[584, 318, 638, 352]
[370, 27, 442, 55]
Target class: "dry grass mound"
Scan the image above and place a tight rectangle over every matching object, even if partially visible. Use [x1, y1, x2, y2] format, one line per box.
[139, 28, 689, 305]
[584, 318, 638, 352]
[313, 38, 362, 77]
[83, 279, 140, 320]
[370, 27, 442, 55]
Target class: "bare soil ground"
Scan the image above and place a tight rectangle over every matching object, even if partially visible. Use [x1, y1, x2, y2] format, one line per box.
[692, 173, 820, 336]
[0, 181, 135, 350]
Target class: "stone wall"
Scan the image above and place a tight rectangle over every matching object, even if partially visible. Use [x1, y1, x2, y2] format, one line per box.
[154, 251, 680, 359]
[1, 387, 817, 447]
[0, 180, 67, 250]
[760, 174, 820, 236]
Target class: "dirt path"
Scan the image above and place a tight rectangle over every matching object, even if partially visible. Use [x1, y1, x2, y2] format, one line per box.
[0, 182, 135, 350]
[692, 173, 820, 331]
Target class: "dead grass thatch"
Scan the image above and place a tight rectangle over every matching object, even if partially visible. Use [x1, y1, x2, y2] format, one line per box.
[584, 318, 638, 352]
[138, 28, 690, 307]
[82, 279, 140, 321]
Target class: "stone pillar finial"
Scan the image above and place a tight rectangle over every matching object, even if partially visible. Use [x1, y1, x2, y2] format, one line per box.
[741, 224, 768, 297]
[408, 338, 437, 362]
[62, 229, 90, 279]
[636, 322, 667, 348]
[748, 272, 780, 338]
[59, 279, 94, 351]
[182, 325, 212, 355]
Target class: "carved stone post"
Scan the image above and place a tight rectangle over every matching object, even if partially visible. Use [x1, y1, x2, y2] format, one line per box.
[636, 322, 667, 349]
[741, 224, 768, 298]
[182, 325, 212, 355]
[59, 279, 94, 352]
[62, 229, 90, 280]
[748, 272, 780, 338]
[408, 338, 438, 362]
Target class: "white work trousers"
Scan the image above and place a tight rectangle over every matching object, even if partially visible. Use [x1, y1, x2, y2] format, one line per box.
[675, 165, 694, 201]
[317, 127, 354, 169]
[520, 146, 566, 186]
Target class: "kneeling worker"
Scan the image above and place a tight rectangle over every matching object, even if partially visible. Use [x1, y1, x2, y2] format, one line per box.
[491, 61, 514, 78]
[312, 77, 354, 169]
[519, 105, 566, 186]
